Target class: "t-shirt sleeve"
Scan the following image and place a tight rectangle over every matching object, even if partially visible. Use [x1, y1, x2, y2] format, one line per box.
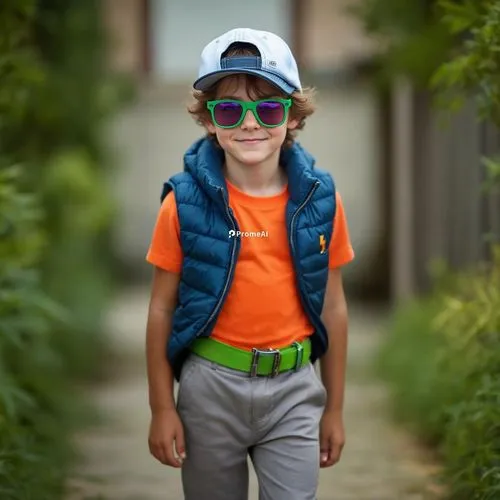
[146, 191, 183, 273]
[328, 191, 355, 269]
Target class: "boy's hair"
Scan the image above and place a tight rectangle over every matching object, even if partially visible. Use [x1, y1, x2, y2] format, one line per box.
[187, 43, 316, 149]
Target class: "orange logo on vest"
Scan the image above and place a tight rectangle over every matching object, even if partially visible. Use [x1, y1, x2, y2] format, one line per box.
[319, 234, 326, 254]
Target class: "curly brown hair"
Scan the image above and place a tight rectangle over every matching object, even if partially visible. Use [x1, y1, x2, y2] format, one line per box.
[187, 44, 316, 149]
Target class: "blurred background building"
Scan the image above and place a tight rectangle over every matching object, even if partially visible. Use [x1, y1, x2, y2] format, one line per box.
[101, 0, 500, 303]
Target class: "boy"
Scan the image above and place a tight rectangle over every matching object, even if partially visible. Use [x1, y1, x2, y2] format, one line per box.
[145, 28, 354, 500]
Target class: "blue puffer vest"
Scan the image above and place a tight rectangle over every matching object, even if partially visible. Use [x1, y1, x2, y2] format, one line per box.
[161, 137, 336, 381]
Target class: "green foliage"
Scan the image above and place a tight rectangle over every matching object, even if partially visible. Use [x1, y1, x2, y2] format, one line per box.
[352, 0, 455, 86]
[40, 149, 117, 378]
[375, 297, 448, 443]
[481, 156, 500, 194]
[0, 0, 43, 128]
[377, 247, 500, 499]
[356, 0, 500, 124]
[1, 0, 129, 381]
[0, 167, 80, 499]
[433, 247, 500, 498]
[358, 1, 500, 496]
[431, 0, 500, 127]
[0, 0, 131, 497]
[444, 376, 500, 499]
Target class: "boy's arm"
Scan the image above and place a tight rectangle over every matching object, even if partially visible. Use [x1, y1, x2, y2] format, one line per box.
[320, 267, 348, 414]
[145, 267, 180, 414]
[318, 267, 348, 467]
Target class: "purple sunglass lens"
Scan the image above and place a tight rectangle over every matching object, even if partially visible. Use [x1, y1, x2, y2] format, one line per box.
[256, 101, 285, 125]
[214, 102, 243, 126]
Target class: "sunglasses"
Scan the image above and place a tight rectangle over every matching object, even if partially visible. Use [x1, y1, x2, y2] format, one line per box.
[206, 98, 292, 129]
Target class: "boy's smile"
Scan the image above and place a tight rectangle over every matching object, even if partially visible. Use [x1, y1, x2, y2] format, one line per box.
[235, 138, 267, 145]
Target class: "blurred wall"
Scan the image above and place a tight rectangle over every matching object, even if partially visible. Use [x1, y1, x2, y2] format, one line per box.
[390, 80, 500, 299]
[103, 0, 145, 75]
[300, 0, 376, 69]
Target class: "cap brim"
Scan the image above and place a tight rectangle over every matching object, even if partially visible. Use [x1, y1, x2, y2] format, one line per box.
[193, 68, 296, 95]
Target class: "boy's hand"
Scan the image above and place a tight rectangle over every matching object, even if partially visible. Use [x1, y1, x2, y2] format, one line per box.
[319, 410, 345, 467]
[148, 408, 186, 467]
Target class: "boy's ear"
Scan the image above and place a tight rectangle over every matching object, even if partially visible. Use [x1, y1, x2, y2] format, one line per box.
[203, 117, 216, 134]
[287, 116, 301, 130]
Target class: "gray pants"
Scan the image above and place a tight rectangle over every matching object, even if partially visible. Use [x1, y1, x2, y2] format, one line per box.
[177, 353, 327, 500]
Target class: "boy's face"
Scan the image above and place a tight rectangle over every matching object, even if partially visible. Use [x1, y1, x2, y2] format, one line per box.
[205, 75, 299, 167]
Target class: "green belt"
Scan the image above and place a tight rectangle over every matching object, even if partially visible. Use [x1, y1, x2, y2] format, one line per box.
[190, 337, 311, 377]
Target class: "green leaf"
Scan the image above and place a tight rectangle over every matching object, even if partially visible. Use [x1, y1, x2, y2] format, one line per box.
[437, 0, 483, 34]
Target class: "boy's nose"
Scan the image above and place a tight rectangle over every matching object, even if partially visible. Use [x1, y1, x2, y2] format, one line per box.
[240, 109, 260, 129]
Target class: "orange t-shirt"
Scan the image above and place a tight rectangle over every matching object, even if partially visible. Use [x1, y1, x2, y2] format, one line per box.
[146, 180, 354, 351]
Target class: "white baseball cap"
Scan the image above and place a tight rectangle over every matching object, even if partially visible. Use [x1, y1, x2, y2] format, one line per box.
[193, 28, 302, 95]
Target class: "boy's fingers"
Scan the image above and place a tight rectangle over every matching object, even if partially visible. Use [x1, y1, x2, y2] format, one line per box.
[319, 430, 330, 464]
[320, 432, 340, 467]
[163, 442, 182, 468]
[319, 442, 330, 466]
[174, 428, 187, 464]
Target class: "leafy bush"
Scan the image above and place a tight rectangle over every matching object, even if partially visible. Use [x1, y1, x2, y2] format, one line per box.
[0, 1, 130, 497]
[434, 249, 500, 498]
[1, 0, 122, 379]
[375, 297, 447, 444]
[39, 148, 117, 379]
[377, 247, 500, 499]
[0, 167, 77, 498]
[430, 0, 500, 127]
[356, 1, 500, 496]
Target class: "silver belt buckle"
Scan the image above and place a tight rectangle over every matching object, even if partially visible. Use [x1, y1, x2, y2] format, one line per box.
[250, 348, 282, 377]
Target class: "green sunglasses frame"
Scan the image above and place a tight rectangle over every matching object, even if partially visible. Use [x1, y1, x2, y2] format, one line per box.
[206, 98, 292, 129]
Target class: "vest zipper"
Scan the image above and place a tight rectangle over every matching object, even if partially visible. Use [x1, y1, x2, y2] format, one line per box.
[290, 180, 320, 254]
[193, 188, 239, 339]
[289, 180, 325, 348]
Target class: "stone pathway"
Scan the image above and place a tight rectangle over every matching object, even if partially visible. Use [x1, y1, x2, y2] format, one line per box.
[66, 287, 442, 500]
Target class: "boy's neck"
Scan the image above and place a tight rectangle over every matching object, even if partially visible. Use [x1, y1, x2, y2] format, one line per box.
[222, 152, 287, 197]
